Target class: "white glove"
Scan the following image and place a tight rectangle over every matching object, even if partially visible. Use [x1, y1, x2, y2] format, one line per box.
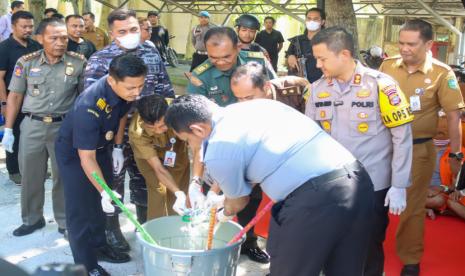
[112, 147, 124, 174]
[188, 179, 206, 209]
[216, 208, 234, 223]
[100, 190, 121, 213]
[384, 186, 407, 215]
[2, 128, 14, 153]
[205, 191, 225, 209]
[173, 191, 187, 215]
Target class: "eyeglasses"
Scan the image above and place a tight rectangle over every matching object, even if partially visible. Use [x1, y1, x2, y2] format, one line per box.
[142, 28, 152, 33]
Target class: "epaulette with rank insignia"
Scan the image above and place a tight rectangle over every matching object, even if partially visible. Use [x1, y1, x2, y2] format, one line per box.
[193, 62, 211, 75]
[67, 51, 86, 61]
[247, 51, 264, 59]
[21, 50, 41, 61]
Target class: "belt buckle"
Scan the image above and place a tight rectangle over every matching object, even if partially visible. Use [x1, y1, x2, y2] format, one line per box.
[43, 116, 53, 124]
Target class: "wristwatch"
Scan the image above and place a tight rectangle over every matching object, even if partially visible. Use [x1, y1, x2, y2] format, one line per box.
[448, 152, 464, 161]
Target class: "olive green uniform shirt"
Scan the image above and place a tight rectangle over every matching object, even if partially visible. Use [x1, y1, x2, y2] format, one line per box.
[9, 50, 86, 116]
[187, 50, 277, 107]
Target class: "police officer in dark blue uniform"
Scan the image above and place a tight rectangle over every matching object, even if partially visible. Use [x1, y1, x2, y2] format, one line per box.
[55, 54, 147, 276]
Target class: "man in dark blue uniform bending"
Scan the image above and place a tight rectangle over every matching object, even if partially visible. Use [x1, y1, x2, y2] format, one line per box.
[55, 54, 147, 276]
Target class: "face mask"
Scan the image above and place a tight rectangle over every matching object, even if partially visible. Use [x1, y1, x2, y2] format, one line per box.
[117, 32, 141, 50]
[306, 20, 321, 32]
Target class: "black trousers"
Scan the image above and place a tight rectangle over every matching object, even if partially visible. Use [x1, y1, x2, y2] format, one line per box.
[55, 139, 110, 272]
[190, 52, 208, 72]
[237, 185, 262, 248]
[5, 113, 24, 175]
[267, 161, 374, 276]
[269, 54, 279, 72]
[364, 188, 389, 276]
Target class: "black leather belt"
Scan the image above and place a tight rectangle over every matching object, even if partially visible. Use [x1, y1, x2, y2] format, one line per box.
[25, 113, 65, 123]
[286, 161, 362, 199]
[413, 137, 432, 144]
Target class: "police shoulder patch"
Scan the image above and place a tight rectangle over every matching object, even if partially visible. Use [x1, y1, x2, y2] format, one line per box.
[247, 51, 264, 59]
[67, 51, 86, 61]
[193, 62, 211, 75]
[96, 98, 107, 110]
[22, 50, 41, 61]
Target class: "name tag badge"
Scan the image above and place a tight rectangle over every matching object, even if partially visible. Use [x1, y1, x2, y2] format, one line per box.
[164, 151, 176, 167]
[410, 95, 421, 111]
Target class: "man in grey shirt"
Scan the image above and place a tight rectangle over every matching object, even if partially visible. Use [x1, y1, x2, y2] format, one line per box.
[190, 11, 214, 71]
[165, 94, 375, 276]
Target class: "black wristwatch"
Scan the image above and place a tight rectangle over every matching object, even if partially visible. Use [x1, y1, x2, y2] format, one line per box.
[448, 152, 464, 161]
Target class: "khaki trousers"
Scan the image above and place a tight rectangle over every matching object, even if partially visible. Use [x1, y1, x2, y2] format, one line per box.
[396, 140, 435, 264]
[19, 116, 65, 228]
[135, 157, 189, 220]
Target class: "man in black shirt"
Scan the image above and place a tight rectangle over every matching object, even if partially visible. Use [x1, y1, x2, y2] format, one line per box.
[285, 8, 325, 83]
[147, 11, 169, 62]
[65, 15, 96, 59]
[255, 16, 284, 71]
[0, 11, 41, 184]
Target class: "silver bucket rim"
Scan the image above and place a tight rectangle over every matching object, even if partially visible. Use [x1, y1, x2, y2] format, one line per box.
[136, 218, 246, 255]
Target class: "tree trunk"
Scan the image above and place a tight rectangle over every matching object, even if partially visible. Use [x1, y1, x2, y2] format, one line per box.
[325, 0, 360, 57]
[0, 0, 8, 17]
[70, 0, 79, 14]
[82, 0, 92, 14]
[28, 0, 45, 25]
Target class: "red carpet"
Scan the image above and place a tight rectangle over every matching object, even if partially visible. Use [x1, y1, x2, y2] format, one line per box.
[384, 214, 465, 276]
[254, 193, 465, 275]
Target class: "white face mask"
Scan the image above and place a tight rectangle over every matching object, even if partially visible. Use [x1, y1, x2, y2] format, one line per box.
[117, 32, 141, 50]
[306, 20, 321, 32]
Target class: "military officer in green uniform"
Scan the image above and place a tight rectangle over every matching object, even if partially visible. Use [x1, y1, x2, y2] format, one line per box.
[2, 18, 86, 237]
[187, 26, 276, 106]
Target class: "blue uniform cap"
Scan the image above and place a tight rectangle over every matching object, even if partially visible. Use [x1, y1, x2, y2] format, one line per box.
[199, 11, 210, 18]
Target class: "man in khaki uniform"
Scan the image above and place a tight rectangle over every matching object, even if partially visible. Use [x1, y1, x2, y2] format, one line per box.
[82, 11, 109, 50]
[128, 94, 190, 221]
[380, 19, 464, 276]
[305, 27, 413, 276]
[2, 18, 86, 237]
[231, 61, 309, 113]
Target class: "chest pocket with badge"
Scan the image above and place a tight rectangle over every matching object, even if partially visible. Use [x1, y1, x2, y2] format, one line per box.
[64, 62, 79, 91]
[313, 91, 334, 133]
[349, 87, 379, 137]
[27, 76, 45, 97]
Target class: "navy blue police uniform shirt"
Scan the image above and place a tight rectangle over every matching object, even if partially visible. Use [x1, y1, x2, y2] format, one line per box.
[58, 76, 130, 154]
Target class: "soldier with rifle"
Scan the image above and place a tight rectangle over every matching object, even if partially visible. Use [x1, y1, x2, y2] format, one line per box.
[285, 8, 324, 83]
